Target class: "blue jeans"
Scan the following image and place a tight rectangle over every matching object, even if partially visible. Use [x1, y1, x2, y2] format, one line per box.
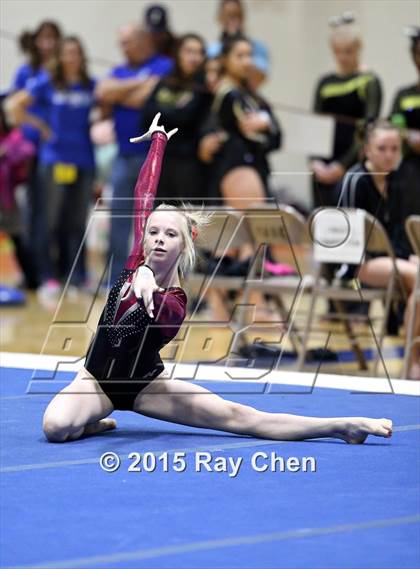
[108, 154, 147, 284]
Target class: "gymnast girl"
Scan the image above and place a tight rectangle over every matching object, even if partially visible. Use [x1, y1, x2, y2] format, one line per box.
[311, 13, 382, 208]
[42, 113, 392, 445]
[341, 120, 420, 379]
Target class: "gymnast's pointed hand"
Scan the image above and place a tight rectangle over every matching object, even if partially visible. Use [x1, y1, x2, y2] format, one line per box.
[130, 112, 178, 144]
[133, 263, 165, 319]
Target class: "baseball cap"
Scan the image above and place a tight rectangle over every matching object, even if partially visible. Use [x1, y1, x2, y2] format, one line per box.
[144, 4, 169, 32]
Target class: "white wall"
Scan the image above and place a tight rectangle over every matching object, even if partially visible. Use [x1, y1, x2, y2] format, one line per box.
[1, 0, 419, 205]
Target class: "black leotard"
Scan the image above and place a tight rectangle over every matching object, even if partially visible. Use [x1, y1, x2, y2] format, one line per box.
[340, 162, 412, 260]
[210, 78, 281, 197]
[142, 75, 212, 202]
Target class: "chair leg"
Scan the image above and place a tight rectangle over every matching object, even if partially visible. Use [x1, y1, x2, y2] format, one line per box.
[227, 283, 253, 358]
[402, 273, 420, 379]
[332, 299, 368, 371]
[373, 278, 396, 377]
[297, 286, 318, 371]
[272, 294, 300, 354]
[402, 311, 416, 379]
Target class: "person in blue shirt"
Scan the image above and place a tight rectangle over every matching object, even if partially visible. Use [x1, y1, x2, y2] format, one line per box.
[207, 0, 269, 90]
[95, 23, 172, 285]
[8, 36, 96, 293]
[13, 21, 62, 147]
[11, 20, 62, 288]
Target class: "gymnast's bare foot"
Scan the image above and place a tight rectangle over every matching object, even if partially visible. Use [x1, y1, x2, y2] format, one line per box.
[336, 418, 393, 444]
[83, 418, 117, 437]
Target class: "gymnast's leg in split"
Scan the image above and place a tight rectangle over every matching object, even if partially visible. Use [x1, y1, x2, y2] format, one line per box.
[132, 375, 393, 445]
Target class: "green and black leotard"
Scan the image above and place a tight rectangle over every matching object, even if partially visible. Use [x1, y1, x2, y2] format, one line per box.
[391, 83, 420, 160]
[312, 71, 382, 207]
[390, 83, 420, 217]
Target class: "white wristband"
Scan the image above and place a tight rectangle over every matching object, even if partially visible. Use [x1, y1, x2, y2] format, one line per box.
[137, 265, 154, 278]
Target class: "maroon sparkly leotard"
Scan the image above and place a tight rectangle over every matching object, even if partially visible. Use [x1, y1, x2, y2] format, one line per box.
[85, 132, 187, 410]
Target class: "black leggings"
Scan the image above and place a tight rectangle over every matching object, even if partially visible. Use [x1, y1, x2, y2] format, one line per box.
[10, 234, 39, 289]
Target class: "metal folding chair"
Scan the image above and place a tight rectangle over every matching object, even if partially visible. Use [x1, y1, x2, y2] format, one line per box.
[186, 206, 253, 318]
[228, 203, 313, 360]
[297, 208, 406, 376]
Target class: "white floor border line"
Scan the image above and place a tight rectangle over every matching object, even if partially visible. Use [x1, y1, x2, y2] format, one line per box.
[1, 425, 419, 474]
[1, 352, 419, 397]
[5, 514, 420, 569]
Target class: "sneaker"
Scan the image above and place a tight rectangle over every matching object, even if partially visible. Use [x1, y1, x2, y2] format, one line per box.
[38, 279, 61, 297]
[264, 260, 296, 276]
[0, 285, 26, 306]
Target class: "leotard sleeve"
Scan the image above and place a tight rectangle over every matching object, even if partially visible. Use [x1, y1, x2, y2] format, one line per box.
[125, 131, 168, 270]
[153, 288, 188, 338]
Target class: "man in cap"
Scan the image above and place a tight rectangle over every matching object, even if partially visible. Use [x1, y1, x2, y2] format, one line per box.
[96, 23, 172, 284]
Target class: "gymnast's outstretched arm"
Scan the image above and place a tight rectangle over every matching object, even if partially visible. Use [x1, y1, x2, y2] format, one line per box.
[126, 113, 177, 270]
[127, 114, 179, 316]
[125, 131, 166, 268]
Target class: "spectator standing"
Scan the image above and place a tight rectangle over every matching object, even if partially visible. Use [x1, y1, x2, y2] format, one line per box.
[211, 36, 281, 208]
[203, 36, 282, 321]
[143, 33, 212, 202]
[8, 37, 97, 293]
[10, 20, 62, 287]
[0, 95, 36, 289]
[142, 4, 176, 59]
[311, 14, 382, 208]
[95, 23, 172, 285]
[207, 0, 269, 89]
[390, 27, 420, 218]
